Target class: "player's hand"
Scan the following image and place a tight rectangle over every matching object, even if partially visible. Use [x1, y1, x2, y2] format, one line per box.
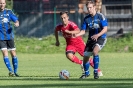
[65, 30, 71, 34]
[14, 21, 19, 27]
[73, 33, 79, 38]
[55, 41, 60, 46]
[71, 33, 76, 38]
[91, 34, 99, 41]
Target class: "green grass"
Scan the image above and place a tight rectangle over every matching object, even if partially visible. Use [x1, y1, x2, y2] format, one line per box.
[15, 34, 133, 54]
[15, 35, 66, 54]
[0, 53, 133, 88]
[102, 34, 133, 52]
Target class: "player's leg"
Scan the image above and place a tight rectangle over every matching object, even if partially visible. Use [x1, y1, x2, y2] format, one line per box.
[77, 42, 103, 76]
[66, 45, 82, 64]
[0, 40, 14, 76]
[79, 51, 91, 79]
[92, 38, 107, 79]
[93, 45, 100, 79]
[10, 50, 19, 76]
[8, 40, 19, 77]
[79, 50, 103, 76]
[89, 58, 103, 76]
[75, 42, 87, 72]
[2, 49, 14, 76]
[77, 41, 102, 76]
[66, 52, 82, 64]
[79, 40, 94, 79]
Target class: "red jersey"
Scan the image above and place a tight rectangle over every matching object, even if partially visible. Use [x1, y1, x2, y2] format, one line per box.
[55, 21, 84, 45]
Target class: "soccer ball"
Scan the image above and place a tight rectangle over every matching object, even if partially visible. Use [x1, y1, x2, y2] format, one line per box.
[59, 69, 70, 80]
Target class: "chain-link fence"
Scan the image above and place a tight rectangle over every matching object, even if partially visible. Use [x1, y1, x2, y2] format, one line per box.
[13, 0, 80, 37]
[12, 0, 133, 37]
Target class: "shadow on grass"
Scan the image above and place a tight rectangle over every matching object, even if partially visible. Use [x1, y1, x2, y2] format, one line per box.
[0, 76, 133, 81]
[0, 82, 132, 88]
[0, 77, 133, 88]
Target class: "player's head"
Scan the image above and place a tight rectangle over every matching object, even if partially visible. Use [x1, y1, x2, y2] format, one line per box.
[0, 0, 6, 11]
[60, 11, 69, 26]
[86, 0, 96, 16]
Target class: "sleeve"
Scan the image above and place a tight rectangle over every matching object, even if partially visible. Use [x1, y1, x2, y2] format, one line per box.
[9, 10, 18, 22]
[100, 14, 108, 27]
[55, 25, 61, 32]
[101, 19, 108, 27]
[70, 22, 78, 30]
[81, 18, 87, 30]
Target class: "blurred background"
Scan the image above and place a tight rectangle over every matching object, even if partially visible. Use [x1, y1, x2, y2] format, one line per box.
[6, 0, 133, 37]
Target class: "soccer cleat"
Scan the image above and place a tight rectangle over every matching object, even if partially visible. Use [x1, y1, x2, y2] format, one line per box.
[94, 72, 99, 79]
[14, 73, 20, 77]
[9, 72, 15, 77]
[98, 71, 103, 76]
[79, 73, 90, 79]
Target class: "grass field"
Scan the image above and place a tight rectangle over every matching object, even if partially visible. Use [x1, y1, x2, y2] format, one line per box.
[0, 53, 133, 88]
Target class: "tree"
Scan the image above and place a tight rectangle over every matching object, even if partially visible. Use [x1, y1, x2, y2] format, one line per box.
[6, 0, 13, 9]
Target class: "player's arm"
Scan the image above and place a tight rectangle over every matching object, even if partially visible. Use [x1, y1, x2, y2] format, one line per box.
[14, 20, 19, 27]
[91, 17, 108, 41]
[91, 26, 107, 41]
[9, 10, 19, 27]
[65, 28, 80, 34]
[97, 26, 107, 37]
[54, 27, 60, 46]
[65, 22, 80, 35]
[75, 18, 87, 37]
[75, 30, 86, 37]
[98, 18, 108, 36]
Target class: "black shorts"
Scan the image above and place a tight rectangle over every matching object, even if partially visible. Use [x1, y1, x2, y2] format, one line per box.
[0, 40, 16, 50]
[84, 37, 107, 52]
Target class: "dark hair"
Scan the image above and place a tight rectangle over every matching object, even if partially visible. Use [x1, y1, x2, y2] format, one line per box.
[86, 0, 96, 6]
[60, 11, 69, 16]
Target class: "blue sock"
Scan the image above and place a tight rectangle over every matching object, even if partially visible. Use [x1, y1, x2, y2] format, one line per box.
[93, 55, 99, 73]
[4, 57, 13, 72]
[12, 56, 18, 74]
[83, 62, 90, 75]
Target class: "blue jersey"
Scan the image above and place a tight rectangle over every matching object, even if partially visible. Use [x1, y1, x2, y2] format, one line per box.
[81, 12, 108, 39]
[0, 9, 18, 40]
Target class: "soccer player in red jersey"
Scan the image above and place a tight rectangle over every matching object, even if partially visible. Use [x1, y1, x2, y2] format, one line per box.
[54, 11, 103, 76]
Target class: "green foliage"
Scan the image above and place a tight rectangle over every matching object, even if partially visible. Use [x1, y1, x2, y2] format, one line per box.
[102, 33, 133, 52]
[5, 0, 13, 9]
[15, 33, 133, 54]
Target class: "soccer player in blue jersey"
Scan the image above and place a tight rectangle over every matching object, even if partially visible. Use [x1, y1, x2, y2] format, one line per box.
[75, 0, 108, 79]
[0, 0, 19, 77]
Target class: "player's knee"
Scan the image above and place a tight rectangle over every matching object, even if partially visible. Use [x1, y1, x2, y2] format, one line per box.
[93, 50, 99, 56]
[66, 54, 72, 59]
[66, 51, 74, 61]
[66, 51, 75, 55]
[66, 51, 75, 57]
[93, 45, 100, 55]
[83, 57, 90, 63]
[1, 50, 8, 57]
[84, 51, 92, 57]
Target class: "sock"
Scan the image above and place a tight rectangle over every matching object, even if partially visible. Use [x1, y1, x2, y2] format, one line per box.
[93, 55, 99, 73]
[4, 57, 13, 72]
[83, 62, 90, 75]
[71, 55, 82, 64]
[89, 58, 101, 72]
[12, 56, 18, 74]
